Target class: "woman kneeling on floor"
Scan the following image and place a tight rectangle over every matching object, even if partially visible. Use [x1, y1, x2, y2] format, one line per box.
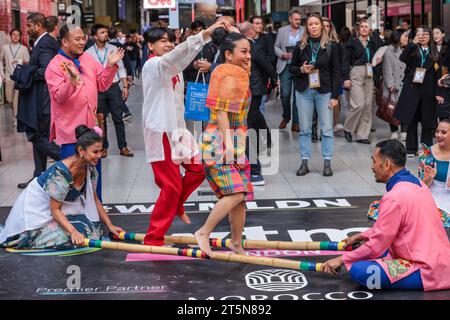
[0, 125, 124, 249]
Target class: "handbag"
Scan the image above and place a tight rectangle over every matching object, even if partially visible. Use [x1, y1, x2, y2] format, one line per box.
[376, 91, 400, 126]
[184, 71, 210, 121]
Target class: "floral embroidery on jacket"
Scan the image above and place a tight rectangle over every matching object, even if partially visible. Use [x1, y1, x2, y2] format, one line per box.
[382, 258, 413, 278]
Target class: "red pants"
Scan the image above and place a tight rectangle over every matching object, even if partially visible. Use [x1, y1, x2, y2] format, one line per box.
[144, 134, 205, 246]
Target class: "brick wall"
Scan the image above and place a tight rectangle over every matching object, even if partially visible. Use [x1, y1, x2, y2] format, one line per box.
[0, 0, 55, 46]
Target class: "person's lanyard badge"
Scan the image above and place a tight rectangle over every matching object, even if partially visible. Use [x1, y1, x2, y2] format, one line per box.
[360, 38, 373, 78]
[308, 40, 321, 88]
[413, 47, 428, 84]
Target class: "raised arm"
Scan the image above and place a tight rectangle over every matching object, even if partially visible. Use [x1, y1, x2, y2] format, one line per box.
[45, 59, 79, 104]
[96, 48, 122, 92]
[399, 42, 416, 65]
[158, 20, 229, 80]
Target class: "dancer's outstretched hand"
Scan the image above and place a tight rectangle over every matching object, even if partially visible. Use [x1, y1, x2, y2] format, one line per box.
[203, 20, 232, 40]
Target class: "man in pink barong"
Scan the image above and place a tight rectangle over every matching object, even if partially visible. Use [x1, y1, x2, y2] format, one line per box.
[45, 24, 124, 201]
[323, 139, 450, 291]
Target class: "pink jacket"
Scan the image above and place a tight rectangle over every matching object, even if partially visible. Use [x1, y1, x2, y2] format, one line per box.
[45, 53, 118, 145]
[342, 181, 450, 291]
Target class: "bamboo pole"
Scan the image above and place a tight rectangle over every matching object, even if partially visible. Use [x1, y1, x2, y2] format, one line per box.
[113, 232, 357, 251]
[83, 239, 329, 272]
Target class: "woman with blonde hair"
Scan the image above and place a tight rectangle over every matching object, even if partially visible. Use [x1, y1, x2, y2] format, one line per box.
[289, 14, 341, 177]
[342, 18, 381, 144]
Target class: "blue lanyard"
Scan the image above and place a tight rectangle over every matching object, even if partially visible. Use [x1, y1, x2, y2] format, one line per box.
[359, 37, 371, 63]
[420, 47, 429, 67]
[309, 40, 320, 64]
[94, 44, 108, 65]
[9, 44, 21, 60]
[58, 49, 83, 74]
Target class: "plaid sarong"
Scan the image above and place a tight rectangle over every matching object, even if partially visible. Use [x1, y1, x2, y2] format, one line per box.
[201, 64, 253, 200]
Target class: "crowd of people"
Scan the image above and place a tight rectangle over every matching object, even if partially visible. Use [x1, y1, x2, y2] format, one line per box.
[0, 9, 449, 292]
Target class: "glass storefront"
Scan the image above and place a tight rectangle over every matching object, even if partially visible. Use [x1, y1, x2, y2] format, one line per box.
[322, 0, 436, 30]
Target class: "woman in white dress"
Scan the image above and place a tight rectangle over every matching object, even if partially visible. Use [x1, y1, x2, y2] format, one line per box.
[0, 125, 124, 249]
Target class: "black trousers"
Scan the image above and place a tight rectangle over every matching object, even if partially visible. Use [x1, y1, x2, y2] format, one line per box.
[98, 83, 128, 150]
[27, 113, 61, 177]
[246, 95, 270, 176]
[406, 101, 434, 154]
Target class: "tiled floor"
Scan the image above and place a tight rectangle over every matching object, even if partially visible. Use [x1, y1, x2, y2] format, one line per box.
[0, 80, 418, 206]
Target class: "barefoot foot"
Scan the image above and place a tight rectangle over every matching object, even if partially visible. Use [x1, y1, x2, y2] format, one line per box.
[229, 243, 247, 255]
[194, 230, 213, 256]
[179, 213, 191, 224]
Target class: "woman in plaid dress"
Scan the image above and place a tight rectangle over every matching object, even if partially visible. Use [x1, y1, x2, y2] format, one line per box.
[195, 32, 254, 256]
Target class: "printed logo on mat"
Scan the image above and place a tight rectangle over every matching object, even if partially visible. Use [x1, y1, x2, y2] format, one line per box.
[245, 269, 308, 292]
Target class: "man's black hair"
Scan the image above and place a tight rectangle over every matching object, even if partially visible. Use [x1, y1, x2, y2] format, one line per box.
[108, 26, 118, 39]
[191, 20, 206, 31]
[91, 23, 108, 36]
[144, 27, 175, 44]
[27, 12, 47, 29]
[46, 16, 59, 33]
[375, 140, 407, 167]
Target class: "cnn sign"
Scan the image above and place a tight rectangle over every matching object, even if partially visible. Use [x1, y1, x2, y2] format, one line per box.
[144, 0, 177, 9]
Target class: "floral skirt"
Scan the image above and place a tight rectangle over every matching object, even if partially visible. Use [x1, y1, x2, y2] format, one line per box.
[0, 214, 102, 250]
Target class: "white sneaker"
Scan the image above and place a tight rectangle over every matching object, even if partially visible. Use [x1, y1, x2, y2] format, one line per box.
[390, 132, 399, 140]
[400, 132, 407, 141]
[334, 124, 344, 133]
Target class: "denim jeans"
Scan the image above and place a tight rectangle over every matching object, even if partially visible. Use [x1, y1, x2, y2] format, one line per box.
[279, 66, 299, 125]
[295, 89, 334, 160]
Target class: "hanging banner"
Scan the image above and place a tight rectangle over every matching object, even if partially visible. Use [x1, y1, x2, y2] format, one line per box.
[169, 1, 180, 29]
[143, 0, 177, 9]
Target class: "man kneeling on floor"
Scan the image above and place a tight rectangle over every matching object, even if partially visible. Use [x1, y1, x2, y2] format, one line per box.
[323, 139, 450, 291]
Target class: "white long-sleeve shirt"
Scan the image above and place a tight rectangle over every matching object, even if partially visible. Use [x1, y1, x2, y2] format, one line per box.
[141, 31, 210, 163]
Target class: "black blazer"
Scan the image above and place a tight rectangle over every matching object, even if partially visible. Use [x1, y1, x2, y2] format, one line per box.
[394, 43, 437, 127]
[28, 33, 58, 114]
[289, 41, 341, 99]
[342, 37, 379, 80]
[249, 39, 277, 96]
[254, 33, 276, 67]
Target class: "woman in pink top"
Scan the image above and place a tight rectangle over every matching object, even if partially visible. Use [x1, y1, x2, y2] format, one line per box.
[323, 140, 450, 291]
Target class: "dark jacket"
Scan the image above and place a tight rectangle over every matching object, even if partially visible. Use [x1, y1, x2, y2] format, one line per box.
[12, 64, 39, 132]
[289, 40, 341, 99]
[17, 33, 58, 133]
[183, 43, 217, 84]
[11, 64, 38, 91]
[254, 33, 276, 67]
[342, 36, 380, 81]
[249, 39, 277, 96]
[394, 43, 438, 128]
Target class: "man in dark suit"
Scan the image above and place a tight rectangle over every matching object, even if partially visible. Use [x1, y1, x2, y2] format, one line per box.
[17, 13, 60, 189]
